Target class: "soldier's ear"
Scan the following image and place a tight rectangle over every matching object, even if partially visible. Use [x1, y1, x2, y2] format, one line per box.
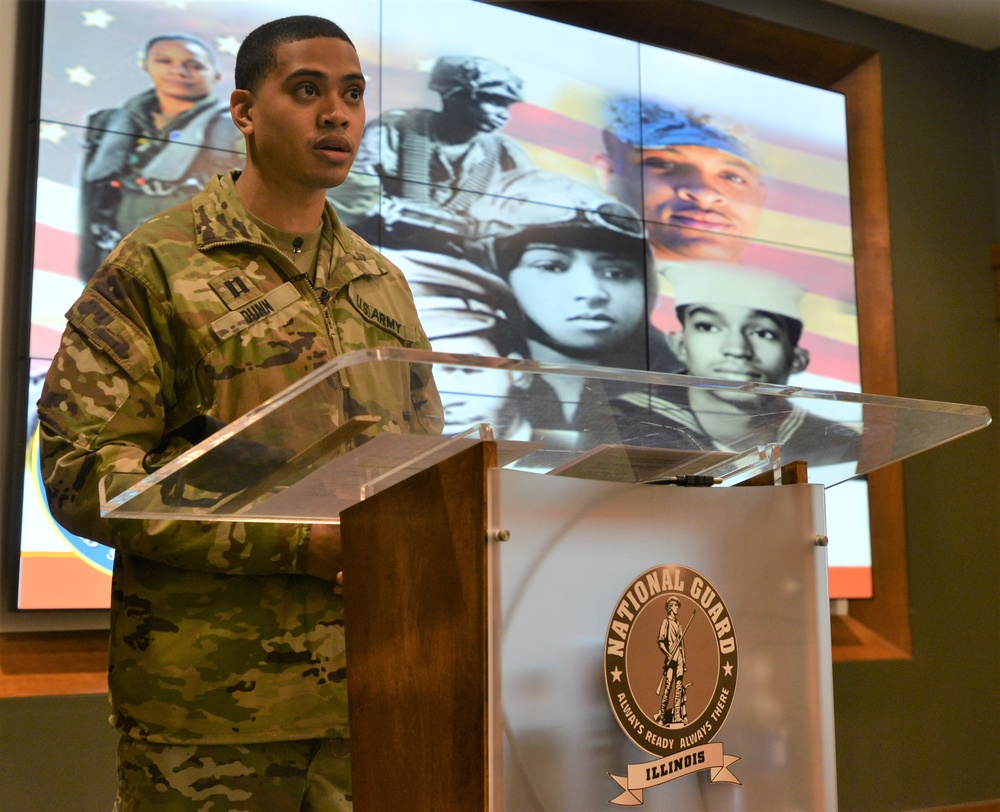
[230, 90, 255, 136]
[674, 333, 690, 366]
[790, 346, 809, 374]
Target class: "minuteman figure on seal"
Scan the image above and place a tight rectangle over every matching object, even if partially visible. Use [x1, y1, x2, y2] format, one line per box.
[655, 597, 691, 725]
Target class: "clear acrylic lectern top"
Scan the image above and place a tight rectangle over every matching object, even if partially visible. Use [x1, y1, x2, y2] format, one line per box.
[99, 347, 991, 523]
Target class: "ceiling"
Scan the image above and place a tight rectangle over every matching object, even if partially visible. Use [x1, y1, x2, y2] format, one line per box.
[823, 0, 1000, 50]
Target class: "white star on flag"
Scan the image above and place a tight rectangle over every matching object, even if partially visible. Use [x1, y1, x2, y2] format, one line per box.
[39, 122, 68, 144]
[216, 36, 241, 57]
[66, 66, 96, 87]
[81, 9, 114, 29]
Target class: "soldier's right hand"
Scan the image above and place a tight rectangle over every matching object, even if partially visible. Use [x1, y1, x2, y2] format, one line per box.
[302, 523, 343, 586]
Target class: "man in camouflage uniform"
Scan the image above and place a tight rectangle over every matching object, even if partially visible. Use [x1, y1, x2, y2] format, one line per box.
[38, 16, 440, 811]
[78, 34, 244, 281]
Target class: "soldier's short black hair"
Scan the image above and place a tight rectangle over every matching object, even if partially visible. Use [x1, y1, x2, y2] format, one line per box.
[144, 34, 219, 71]
[236, 16, 354, 93]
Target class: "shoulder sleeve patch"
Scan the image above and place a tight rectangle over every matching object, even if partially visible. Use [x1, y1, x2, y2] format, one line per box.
[347, 284, 417, 343]
[66, 286, 157, 383]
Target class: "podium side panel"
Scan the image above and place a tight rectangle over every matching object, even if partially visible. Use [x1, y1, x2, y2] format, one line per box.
[341, 441, 498, 811]
[497, 472, 834, 811]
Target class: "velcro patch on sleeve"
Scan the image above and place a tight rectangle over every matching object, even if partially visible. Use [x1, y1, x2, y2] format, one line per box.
[209, 268, 265, 309]
[349, 288, 416, 343]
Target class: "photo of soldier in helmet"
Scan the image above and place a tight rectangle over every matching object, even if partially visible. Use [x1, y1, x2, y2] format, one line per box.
[468, 169, 682, 374]
[334, 55, 533, 253]
[464, 169, 683, 435]
[77, 33, 244, 280]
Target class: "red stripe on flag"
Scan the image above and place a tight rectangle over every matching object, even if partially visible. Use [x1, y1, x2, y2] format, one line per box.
[505, 105, 605, 164]
[763, 179, 852, 226]
[740, 243, 856, 302]
[33, 222, 80, 278]
[799, 331, 862, 385]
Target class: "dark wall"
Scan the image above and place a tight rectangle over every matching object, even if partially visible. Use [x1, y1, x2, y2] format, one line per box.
[0, 695, 119, 811]
[992, 50, 1000, 237]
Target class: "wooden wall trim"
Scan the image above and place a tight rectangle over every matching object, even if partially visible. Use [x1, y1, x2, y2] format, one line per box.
[0, 631, 108, 698]
[831, 53, 911, 657]
[485, 0, 874, 86]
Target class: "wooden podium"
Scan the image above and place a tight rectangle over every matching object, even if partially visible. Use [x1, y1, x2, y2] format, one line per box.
[339, 441, 833, 810]
[98, 348, 991, 811]
[341, 441, 500, 810]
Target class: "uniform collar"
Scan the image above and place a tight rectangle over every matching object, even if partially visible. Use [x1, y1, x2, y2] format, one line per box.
[124, 87, 220, 133]
[193, 171, 387, 284]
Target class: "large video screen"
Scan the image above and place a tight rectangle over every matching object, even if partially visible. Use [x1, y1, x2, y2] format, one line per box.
[16, 0, 870, 610]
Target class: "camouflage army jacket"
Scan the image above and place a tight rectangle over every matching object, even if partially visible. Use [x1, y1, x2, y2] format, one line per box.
[38, 171, 440, 744]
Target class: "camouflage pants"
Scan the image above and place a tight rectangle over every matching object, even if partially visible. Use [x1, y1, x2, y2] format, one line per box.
[114, 736, 351, 811]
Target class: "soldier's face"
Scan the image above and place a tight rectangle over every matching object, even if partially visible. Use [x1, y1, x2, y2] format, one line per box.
[144, 40, 220, 102]
[451, 92, 514, 133]
[508, 243, 646, 354]
[603, 144, 765, 262]
[431, 336, 515, 432]
[677, 304, 806, 393]
[234, 37, 366, 191]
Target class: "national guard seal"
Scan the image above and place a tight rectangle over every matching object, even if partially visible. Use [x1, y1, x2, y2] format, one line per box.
[604, 564, 741, 805]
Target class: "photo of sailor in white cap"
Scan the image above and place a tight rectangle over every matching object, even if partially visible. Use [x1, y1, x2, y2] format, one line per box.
[615, 262, 861, 462]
